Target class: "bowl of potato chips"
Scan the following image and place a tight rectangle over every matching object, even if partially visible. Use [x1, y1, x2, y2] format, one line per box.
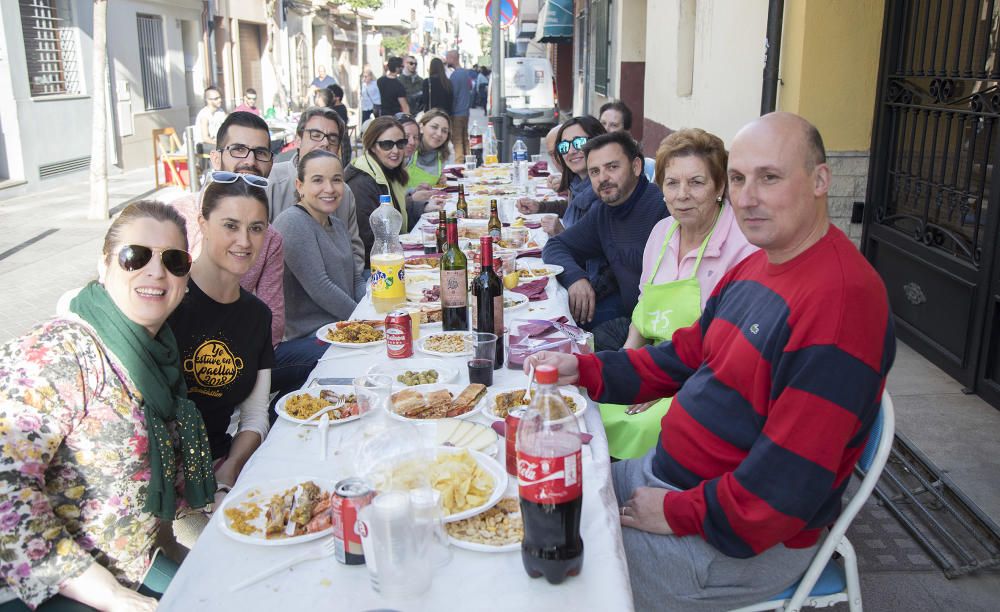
[367, 447, 506, 522]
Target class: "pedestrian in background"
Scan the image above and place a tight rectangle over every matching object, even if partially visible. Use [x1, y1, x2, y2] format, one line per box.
[399, 55, 424, 113]
[377, 57, 410, 117]
[446, 50, 476, 159]
[233, 88, 261, 116]
[423, 57, 453, 115]
[361, 68, 381, 122]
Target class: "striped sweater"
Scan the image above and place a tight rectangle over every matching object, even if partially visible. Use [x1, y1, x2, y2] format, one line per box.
[578, 226, 895, 558]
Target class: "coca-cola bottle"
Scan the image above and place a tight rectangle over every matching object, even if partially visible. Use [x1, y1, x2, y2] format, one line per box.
[516, 364, 583, 584]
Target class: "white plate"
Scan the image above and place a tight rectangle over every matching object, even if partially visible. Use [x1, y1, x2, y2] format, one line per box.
[386, 383, 481, 422]
[367, 359, 459, 385]
[434, 418, 499, 456]
[217, 478, 335, 546]
[416, 331, 473, 357]
[447, 500, 521, 552]
[274, 386, 363, 426]
[315, 322, 385, 347]
[503, 291, 529, 313]
[516, 263, 563, 282]
[479, 385, 589, 422]
[368, 447, 507, 523]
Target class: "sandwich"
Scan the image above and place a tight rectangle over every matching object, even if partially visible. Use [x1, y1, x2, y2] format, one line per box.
[448, 383, 487, 417]
[391, 388, 428, 417]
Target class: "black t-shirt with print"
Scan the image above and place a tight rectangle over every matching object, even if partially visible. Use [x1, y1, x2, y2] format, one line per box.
[168, 279, 274, 459]
[377, 76, 407, 115]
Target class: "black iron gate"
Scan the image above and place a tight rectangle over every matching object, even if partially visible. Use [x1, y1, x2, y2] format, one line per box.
[864, 0, 1000, 407]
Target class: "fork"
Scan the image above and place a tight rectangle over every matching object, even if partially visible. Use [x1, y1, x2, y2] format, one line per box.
[230, 537, 339, 592]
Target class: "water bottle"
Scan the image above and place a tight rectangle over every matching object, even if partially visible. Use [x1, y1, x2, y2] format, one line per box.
[369, 195, 406, 313]
[512, 139, 529, 185]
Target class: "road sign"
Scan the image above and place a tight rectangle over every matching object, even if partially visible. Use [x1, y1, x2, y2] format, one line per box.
[485, 0, 517, 28]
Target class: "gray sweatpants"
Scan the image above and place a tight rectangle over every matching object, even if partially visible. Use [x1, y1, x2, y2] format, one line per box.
[612, 450, 817, 612]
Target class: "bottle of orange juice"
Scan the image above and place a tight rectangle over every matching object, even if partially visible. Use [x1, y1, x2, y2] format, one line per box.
[370, 195, 406, 313]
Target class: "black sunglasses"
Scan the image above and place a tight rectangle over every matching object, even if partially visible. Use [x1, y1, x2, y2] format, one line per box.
[117, 245, 192, 277]
[218, 144, 274, 162]
[375, 138, 409, 151]
[557, 136, 589, 155]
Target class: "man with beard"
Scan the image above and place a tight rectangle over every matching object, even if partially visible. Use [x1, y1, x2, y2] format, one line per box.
[542, 131, 666, 350]
[265, 107, 364, 277]
[170, 111, 285, 348]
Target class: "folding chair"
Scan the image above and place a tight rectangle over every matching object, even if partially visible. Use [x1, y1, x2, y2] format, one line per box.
[730, 390, 896, 612]
[153, 127, 189, 189]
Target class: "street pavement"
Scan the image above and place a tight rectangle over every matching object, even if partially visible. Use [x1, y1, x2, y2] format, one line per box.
[1, 151, 998, 609]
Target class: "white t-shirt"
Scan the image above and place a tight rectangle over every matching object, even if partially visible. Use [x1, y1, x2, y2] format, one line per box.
[196, 106, 227, 143]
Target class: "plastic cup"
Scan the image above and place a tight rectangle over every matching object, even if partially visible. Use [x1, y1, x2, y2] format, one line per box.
[502, 226, 529, 249]
[466, 332, 499, 383]
[353, 374, 394, 416]
[410, 488, 451, 569]
[358, 491, 430, 597]
[464, 155, 477, 170]
[420, 226, 438, 253]
[531, 154, 542, 164]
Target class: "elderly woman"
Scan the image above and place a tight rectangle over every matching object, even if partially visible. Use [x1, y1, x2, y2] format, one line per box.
[600, 128, 758, 459]
[0, 201, 215, 610]
[345, 116, 421, 266]
[360, 68, 380, 123]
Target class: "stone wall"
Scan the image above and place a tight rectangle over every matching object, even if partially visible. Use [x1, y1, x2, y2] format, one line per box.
[826, 150, 869, 247]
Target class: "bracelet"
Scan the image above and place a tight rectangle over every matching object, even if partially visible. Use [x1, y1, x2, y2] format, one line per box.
[216, 483, 233, 494]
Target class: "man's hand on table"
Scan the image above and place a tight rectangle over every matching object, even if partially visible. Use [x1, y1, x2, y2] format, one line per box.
[523, 352, 580, 386]
[541, 214, 563, 236]
[568, 279, 596, 324]
[517, 197, 540, 214]
[546, 173, 562, 192]
[620, 487, 674, 535]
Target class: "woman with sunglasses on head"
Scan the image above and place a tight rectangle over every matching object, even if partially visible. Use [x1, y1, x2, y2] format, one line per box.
[167, 178, 274, 505]
[272, 150, 364, 394]
[0, 201, 215, 610]
[518, 116, 606, 237]
[346, 116, 425, 267]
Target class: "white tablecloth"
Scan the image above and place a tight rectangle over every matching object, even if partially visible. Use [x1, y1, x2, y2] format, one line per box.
[159, 179, 634, 612]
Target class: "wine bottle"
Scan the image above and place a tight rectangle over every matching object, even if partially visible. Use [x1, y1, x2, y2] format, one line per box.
[472, 235, 504, 369]
[488, 199, 502, 241]
[440, 218, 469, 331]
[455, 185, 468, 219]
[436, 210, 447, 253]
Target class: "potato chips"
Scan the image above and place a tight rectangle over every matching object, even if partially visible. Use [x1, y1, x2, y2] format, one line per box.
[374, 449, 494, 515]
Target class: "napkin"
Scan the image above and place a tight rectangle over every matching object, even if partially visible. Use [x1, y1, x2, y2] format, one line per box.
[443, 167, 464, 179]
[509, 277, 549, 301]
[515, 248, 543, 258]
[401, 242, 424, 252]
[528, 161, 549, 177]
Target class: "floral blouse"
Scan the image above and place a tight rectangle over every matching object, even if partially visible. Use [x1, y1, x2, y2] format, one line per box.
[0, 317, 171, 608]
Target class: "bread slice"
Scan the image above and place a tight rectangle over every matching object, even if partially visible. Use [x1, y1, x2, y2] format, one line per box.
[391, 389, 427, 417]
[448, 383, 487, 417]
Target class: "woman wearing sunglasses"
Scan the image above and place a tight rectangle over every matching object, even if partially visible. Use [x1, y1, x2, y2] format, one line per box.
[167, 179, 274, 510]
[0, 201, 215, 610]
[345, 116, 422, 267]
[272, 149, 364, 383]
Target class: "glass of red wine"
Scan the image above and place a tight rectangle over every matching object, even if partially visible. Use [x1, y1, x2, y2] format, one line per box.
[465, 332, 498, 386]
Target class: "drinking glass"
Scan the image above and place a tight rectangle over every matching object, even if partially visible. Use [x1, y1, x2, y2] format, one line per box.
[464, 154, 477, 171]
[410, 488, 451, 568]
[530, 154, 542, 164]
[466, 332, 499, 385]
[420, 226, 438, 254]
[358, 491, 431, 597]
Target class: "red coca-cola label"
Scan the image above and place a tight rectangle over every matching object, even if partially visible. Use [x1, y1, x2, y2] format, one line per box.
[517, 451, 582, 504]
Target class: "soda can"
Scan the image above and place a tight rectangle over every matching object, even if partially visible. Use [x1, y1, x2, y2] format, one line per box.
[505, 406, 526, 476]
[331, 477, 375, 565]
[385, 310, 414, 359]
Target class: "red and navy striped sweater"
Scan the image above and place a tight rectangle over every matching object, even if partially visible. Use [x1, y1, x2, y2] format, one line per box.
[578, 226, 895, 558]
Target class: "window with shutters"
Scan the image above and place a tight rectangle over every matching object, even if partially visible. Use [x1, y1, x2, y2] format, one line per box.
[18, 0, 81, 97]
[593, 0, 611, 96]
[137, 14, 170, 110]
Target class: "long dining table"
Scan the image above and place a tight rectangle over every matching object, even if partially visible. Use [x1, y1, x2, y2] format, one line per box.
[158, 169, 636, 612]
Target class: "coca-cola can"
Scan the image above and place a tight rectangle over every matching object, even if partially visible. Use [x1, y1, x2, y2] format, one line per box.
[505, 406, 526, 476]
[385, 310, 413, 358]
[330, 477, 375, 565]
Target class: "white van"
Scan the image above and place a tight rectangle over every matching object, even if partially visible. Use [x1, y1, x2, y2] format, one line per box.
[489, 57, 559, 129]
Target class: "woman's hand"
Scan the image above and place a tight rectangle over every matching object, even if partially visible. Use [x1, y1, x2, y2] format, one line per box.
[546, 173, 562, 192]
[421, 196, 444, 211]
[626, 401, 657, 415]
[517, 197, 540, 214]
[412, 190, 434, 204]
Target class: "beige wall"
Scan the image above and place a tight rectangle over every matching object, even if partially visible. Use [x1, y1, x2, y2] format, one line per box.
[642, 0, 768, 144]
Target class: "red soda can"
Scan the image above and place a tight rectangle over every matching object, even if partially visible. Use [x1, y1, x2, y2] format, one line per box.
[330, 477, 375, 565]
[385, 310, 413, 358]
[505, 406, 526, 476]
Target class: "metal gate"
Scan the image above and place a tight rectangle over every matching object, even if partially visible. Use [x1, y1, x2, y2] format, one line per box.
[864, 0, 1000, 408]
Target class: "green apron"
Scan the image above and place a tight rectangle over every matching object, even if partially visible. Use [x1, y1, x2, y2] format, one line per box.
[599, 216, 718, 459]
[405, 152, 443, 190]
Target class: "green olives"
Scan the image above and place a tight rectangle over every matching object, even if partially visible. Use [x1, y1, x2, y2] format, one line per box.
[397, 369, 440, 386]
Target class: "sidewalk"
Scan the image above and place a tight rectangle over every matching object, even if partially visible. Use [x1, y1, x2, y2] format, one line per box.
[0, 166, 184, 342]
[0, 165, 998, 610]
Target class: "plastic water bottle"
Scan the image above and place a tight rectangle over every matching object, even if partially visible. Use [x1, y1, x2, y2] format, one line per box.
[512, 139, 529, 185]
[369, 195, 406, 313]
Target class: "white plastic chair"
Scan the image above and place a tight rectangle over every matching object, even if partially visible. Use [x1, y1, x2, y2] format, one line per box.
[730, 390, 896, 612]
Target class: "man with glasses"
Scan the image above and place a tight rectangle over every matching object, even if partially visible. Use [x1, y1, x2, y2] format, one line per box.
[266, 107, 364, 278]
[234, 88, 262, 116]
[542, 131, 666, 351]
[170, 111, 286, 350]
[399, 55, 424, 113]
[377, 57, 410, 117]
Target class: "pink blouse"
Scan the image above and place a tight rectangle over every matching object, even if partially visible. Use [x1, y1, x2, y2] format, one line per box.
[638, 204, 758, 310]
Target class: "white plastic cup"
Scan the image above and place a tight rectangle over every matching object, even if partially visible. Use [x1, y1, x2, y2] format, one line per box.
[358, 491, 431, 597]
[410, 488, 451, 569]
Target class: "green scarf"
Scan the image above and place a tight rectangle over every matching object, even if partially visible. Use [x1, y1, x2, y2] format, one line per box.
[352, 152, 410, 231]
[70, 282, 216, 519]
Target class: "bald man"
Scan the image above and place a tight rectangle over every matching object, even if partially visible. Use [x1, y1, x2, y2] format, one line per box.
[525, 112, 896, 610]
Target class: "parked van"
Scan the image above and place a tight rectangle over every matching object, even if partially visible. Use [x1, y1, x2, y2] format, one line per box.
[488, 57, 559, 129]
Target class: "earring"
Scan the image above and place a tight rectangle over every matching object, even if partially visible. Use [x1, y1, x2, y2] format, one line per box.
[716, 195, 723, 203]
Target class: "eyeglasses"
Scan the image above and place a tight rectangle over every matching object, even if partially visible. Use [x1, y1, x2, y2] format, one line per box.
[304, 128, 341, 146]
[117, 245, 192, 277]
[406, 61, 416, 66]
[375, 139, 409, 151]
[557, 136, 589, 155]
[211, 171, 269, 187]
[218, 144, 274, 162]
